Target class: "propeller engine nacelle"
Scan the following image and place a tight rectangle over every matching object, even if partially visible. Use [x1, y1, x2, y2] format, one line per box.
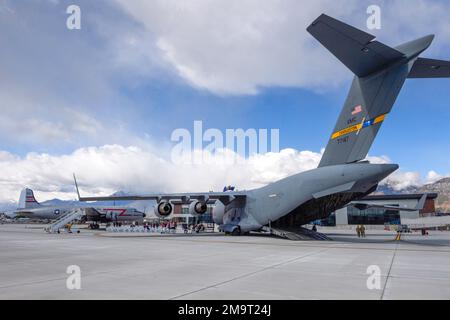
[189, 200, 208, 215]
[154, 201, 173, 219]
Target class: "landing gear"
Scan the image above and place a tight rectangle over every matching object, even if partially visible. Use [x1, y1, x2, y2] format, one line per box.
[221, 224, 241, 236]
[89, 222, 100, 230]
[231, 226, 241, 236]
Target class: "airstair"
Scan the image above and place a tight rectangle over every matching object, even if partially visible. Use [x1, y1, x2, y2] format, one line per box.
[262, 226, 332, 241]
[44, 209, 85, 233]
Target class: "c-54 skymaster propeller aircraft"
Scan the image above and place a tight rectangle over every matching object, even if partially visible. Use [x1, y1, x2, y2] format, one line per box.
[6, 188, 145, 224]
[75, 14, 450, 235]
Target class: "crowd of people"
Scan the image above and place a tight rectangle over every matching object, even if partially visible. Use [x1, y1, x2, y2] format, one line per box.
[182, 223, 206, 233]
[106, 220, 209, 234]
[142, 221, 178, 233]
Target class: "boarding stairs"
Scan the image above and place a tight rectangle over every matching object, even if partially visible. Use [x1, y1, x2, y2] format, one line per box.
[262, 226, 332, 241]
[44, 209, 85, 233]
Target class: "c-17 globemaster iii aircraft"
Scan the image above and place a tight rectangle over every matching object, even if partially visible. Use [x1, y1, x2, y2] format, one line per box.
[75, 14, 450, 236]
[6, 188, 145, 224]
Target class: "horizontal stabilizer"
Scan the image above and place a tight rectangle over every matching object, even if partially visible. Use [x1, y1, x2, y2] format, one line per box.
[307, 14, 405, 77]
[408, 58, 450, 78]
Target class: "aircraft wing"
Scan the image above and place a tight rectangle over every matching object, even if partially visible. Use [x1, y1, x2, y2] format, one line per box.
[74, 173, 245, 204]
[77, 192, 246, 204]
[349, 194, 427, 212]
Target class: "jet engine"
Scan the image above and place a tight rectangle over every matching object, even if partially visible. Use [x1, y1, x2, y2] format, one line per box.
[154, 201, 173, 218]
[211, 200, 225, 224]
[189, 200, 208, 215]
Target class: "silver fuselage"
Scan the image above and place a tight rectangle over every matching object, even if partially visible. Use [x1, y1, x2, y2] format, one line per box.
[7, 206, 144, 223]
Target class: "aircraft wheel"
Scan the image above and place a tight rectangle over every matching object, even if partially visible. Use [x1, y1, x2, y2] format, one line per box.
[231, 227, 241, 236]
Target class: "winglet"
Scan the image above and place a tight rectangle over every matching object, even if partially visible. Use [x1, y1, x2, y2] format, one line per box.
[415, 193, 427, 211]
[73, 173, 81, 201]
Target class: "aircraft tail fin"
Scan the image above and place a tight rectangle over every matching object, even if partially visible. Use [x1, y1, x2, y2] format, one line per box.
[307, 15, 443, 168]
[18, 188, 41, 209]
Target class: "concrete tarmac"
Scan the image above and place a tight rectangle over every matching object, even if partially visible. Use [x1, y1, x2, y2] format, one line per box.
[1, 224, 450, 299]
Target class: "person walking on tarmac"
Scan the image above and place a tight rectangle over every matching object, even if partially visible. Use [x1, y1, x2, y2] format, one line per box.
[356, 225, 361, 238]
[65, 222, 73, 233]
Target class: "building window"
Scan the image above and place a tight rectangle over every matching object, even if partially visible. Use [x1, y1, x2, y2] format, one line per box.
[347, 205, 400, 225]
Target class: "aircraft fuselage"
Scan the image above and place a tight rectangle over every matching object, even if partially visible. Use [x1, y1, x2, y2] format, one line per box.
[223, 162, 398, 232]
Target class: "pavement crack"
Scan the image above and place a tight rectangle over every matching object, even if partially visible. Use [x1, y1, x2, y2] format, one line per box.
[380, 241, 399, 300]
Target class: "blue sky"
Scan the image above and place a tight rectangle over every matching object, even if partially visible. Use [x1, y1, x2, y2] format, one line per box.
[0, 0, 449, 202]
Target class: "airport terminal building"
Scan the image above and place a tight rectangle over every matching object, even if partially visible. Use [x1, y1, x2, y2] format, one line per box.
[330, 193, 438, 226]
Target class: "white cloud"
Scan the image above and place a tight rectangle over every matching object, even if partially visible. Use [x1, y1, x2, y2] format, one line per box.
[380, 168, 450, 191]
[2, 0, 450, 149]
[0, 144, 323, 204]
[383, 171, 422, 191]
[426, 170, 442, 183]
[360, 155, 426, 191]
[114, 0, 450, 95]
[426, 170, 450, 184]
[114, 0, 357, 95]
[0, 1, 165, 148]
[0, 89, 101, 145]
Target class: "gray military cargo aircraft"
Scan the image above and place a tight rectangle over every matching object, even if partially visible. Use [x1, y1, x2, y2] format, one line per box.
[76, 14, 450, 235]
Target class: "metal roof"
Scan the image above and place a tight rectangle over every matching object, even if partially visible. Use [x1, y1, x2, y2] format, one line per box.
[361, 193, 438, 201]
